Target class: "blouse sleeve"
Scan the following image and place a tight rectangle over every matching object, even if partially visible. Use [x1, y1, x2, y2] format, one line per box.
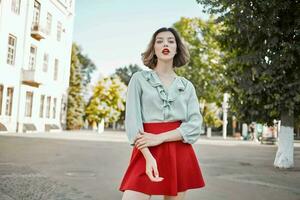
[125, 72, 144, 146]
[176, 82, 203, 144]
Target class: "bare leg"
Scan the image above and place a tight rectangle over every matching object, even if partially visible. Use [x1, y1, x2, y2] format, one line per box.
[164, 191, 186, 200]
[122, 190, 151, 200]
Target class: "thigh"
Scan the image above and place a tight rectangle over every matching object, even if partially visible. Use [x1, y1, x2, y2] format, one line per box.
[164, 191, 186, 200]
[122, 190, 151, 200]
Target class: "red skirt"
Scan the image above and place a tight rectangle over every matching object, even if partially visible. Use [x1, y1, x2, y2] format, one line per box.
[119, 121, 205, 196]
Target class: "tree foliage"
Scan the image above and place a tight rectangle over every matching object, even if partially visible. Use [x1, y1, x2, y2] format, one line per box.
[173, 17, 227, 128]
[173, 17, 227, 106]
[66, 43, 97, 129]
[114, 64, 142, 85]
[85, 76, 126, 125]
[66, 44, 85, 130]
[113, 64, 142, 125]
[197, 0, 300, 124]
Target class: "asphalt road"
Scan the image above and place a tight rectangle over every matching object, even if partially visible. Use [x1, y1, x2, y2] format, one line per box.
[0, 135, 299, 200]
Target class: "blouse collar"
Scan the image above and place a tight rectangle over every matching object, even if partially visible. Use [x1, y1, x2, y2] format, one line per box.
[142, 69, 186, 92]
[141, 69, 188, 108]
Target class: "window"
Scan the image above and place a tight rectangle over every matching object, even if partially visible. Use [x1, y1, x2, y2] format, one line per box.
[54, 59, 59, 80]
[25, 92, 33, 117]
[43, 53, 49, 72]
[53, 98, 57, 119]
[39, 95, 45, 118]
[46, 12, 52, 34]
[11, 0, 21, 14]
[5, 87, 13, 116]
[0, 85, 3, 115]
[7, 34, 17, 65]
[46, 96, 51, 118]
[29, 46, 37, 70]
[32, 0, 40, 28]
[57, 21, 62, 41]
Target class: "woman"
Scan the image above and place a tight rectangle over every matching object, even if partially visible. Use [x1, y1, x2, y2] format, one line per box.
[119, 27, 205, 200]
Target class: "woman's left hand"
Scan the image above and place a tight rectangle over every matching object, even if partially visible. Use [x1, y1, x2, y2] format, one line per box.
[134, 131, 164, 150]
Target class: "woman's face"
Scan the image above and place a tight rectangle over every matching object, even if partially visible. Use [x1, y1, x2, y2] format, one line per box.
[154, 31, 177, 62]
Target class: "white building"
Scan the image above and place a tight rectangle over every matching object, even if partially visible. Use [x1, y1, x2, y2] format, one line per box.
[0, 0, 75, 133]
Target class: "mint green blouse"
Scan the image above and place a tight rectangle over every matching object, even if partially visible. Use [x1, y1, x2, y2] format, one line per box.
[125, 69, 203, 146]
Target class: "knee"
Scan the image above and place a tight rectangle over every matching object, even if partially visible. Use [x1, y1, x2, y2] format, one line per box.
[164, 191, 186, 200]
[122, 190, 151, 200]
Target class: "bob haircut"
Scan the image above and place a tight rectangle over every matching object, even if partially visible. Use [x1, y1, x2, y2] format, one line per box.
[141, 27, 190, 69]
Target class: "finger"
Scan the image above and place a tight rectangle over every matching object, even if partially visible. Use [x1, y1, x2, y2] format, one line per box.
[146, 170, 156, 182]
[135, 133, 143, 140]
[152, 164, 159, 178]
[134, 135, 144, 144]
[133, 136, 140, 144]
[135, 138, 145, 146]
[137, 141, 147, 149]
[140, 142, 151, 148]
[148, 169, 164, 182]
[137, 144, 148, 150]
[152, 164, 164, 182]
[135, 137, 145, 144]
[147, 173, 163, 182]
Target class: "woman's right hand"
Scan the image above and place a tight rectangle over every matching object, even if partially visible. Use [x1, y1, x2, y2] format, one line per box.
[145, 156, 164, 182]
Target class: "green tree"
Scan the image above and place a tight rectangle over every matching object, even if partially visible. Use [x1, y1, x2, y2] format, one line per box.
[75, 44, 97, 102]
[174, 17, 226, 106]
[197, 0, 300, 168]
[203, 104, 222, 128]
[114, 64, 142, 85]
[66, 44, 85, 130]
[85, 76, 126, 127]
[113, 64, 142, 127]
[77, 47, 96, 88]
[173, 17, 226, 132]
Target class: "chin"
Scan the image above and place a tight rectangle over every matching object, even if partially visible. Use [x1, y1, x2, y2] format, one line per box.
[157, 56, 174, 62]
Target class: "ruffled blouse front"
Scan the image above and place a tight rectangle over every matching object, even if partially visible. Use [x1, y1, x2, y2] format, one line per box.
[125, 69, 203, 145]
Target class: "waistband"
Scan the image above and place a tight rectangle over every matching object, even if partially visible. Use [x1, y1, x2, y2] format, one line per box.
[143, 121, 182, 134]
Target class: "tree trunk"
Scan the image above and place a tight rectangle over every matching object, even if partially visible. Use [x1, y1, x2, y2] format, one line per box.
[97, 119, 105, 134]
[274, 111, 294, 168]
[207, 127, 212, 138]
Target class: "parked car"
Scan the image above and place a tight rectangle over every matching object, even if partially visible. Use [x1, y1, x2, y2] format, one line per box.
[260, 125, 277, 145]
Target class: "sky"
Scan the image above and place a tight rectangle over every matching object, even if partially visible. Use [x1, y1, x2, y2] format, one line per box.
[73, 0, 209, 84]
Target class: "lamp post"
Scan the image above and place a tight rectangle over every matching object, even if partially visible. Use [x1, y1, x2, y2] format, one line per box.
[222, 93, 229, 139]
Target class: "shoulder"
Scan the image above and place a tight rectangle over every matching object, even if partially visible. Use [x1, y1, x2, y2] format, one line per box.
[129, 71, 144, 84]
[131, 70, 143, 79]
[176, 75, 195, 92]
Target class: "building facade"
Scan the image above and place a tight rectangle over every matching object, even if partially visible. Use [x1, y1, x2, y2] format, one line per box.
[0, 0, 75, 132]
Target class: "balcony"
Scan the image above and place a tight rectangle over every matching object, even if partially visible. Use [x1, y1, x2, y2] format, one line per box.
[31, 23, 46, 41]
[21, 69, 42, 87]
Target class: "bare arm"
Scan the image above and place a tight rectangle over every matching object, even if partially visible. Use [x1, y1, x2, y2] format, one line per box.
[159, 129, 183, 143]
[139, 147, 153, 160]
[139, 147, 164, 182]
[135, 129, 183, 150]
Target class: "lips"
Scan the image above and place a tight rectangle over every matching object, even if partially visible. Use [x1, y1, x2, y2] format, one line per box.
[162, 48, 170, 55]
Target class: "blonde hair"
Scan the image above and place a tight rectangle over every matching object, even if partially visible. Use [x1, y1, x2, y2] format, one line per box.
[141, 27, 190, 69]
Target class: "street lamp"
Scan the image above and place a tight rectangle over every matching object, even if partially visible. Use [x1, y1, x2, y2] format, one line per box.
[222, 93, 229, 139]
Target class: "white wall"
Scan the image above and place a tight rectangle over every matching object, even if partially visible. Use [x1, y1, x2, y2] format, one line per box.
[0, 0, 74, 132]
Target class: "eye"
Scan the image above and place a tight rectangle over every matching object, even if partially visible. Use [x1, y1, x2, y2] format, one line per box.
[168, 40, 175, 43]
[156, 40, 163, 44]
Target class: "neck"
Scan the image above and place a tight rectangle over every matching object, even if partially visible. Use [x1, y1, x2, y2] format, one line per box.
[155, 59, 174, 75]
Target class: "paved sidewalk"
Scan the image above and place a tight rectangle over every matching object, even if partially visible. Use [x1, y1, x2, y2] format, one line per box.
[0, 130, 299, 147]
